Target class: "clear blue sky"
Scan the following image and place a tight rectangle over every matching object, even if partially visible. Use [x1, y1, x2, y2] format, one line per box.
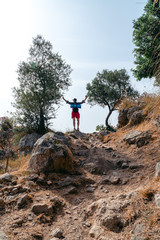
[0, 0, 156, 132]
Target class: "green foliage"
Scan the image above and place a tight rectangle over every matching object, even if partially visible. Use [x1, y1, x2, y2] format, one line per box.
[132, 0, 160, 83]
[96, 124, 116, 132]
[87, 69, 139, 127]
[12, 35, 72, 134]
[0, 118, 14, 172]
[96, 125, 107, 131]
[0, 118, 13, 150]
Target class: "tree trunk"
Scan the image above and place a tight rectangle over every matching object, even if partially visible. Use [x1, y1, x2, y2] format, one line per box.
[105, 109, 114, 128]
[39, 108, 46, 134]
[5, 156, 9, 173]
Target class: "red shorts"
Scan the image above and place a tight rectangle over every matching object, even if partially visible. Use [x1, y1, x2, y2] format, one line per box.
[72, 112, 80, 119]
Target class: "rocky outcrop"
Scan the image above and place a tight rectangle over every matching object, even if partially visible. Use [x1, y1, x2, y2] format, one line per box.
[0, 173, 17, 184]
[84, 148, 115, 174]
[129, 110, 144, 126]
[118, 105, 145, 127]
[118, 107, 129, 127]
[123, 130, 151, 147]
[85, 198, 129, 233]
[28, 132, 73, 174]
[18, 133, 41, 155]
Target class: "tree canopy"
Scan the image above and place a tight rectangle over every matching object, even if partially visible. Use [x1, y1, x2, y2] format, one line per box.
[13, 35, 72, 134]
[86, 69, 139, 128]
[132, 0, 160, 83]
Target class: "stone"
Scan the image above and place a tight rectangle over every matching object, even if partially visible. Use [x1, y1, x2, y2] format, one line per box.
[0, 173, 17, 183]
[50, 228, 63, 238]
[129, 110, 144, 126]
[155, 162, 160, 177]
[32, 204, 49, 214]
[0, 198, 5, 210]
[84, 148, 115, 175]
[85, 198, 129, 233]
[89, 224, 103, 238]
[0, 231, 10, 240]
[124, 130, 151, 147]
[100, 176, 120, 185]
[65, 186, 78, 194]
[155, 194, 160, 207]
[18, 133, 41, 155]
[118, 107, 129, 127]
[28, 132, 73, 174]
[131, 221, 145, 240]
[154, 115, 160, 130]
[100, 213, 124, 233]
[58, 177, 72, 188]
[127, 106, 141, 120]
[124, 130, 142, 144]
[17, 194, 33, 208]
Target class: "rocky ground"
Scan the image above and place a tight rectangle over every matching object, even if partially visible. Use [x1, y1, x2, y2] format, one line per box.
[0, 122, 160, 240]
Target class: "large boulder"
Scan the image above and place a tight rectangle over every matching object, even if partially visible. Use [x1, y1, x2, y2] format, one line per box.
[118, 108, 129, 127]
[129, 110, 144, 126]
[18, 133, 41, 155]
[118, 105, 145, 128]
[127, 106, 141, 120]
[28, 132, 73, 174]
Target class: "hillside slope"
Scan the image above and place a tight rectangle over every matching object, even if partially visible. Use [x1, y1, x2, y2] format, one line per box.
[0, 100, 160, 240]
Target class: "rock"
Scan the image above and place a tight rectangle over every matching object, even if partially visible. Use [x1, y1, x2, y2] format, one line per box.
[155, 194, 160, 207]
[101, 176, 120, 185]
[129, 110, 144, 126]
[0, 231, 10, 240]
[124, 130, 142, 144]
[98, 131, 110, 140]
[85, 198, 129, 233]
[17, 194, 33, 208]
[136, 132, 151, 147]
[0, 173, 17, 183]
[89, 224, 103, 238]
[65, 186, 78, 194]
[68, 130, 88, 139]
[100, 213, 124, 233]
[30, 231, 43, 240]
[131, 221, 145, 240]
[154, 115, 160, 130]
[155, 162, 160, 177]
[124, 130, 151, 147]
[0, 198, 5, 210]
[127, 106, 141, 120]
[50, 196, 63, 208]
[18, 133, 41, 155]
[58, 177, 72, 188]
[84, 148, 115, 175]
[32, 204, 49, 214]
[118, 107, 129, 127]
[86, 186, 94, 193]
[28, 132, 73, 174]
[50, 228, 63, 238]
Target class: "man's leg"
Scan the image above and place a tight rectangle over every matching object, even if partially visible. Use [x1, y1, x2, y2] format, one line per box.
[73, 118, 76, 130]
[77, 118, 79, 131]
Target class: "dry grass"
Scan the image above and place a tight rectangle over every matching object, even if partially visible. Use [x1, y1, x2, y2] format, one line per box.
[9, 154, 31, 176]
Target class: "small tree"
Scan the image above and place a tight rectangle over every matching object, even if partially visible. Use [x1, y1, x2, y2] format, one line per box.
[132, 0, 160, 83]
[0, 119, 13, 172]
[13, 35, 72, 134]
[86, 69, 139, 128]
